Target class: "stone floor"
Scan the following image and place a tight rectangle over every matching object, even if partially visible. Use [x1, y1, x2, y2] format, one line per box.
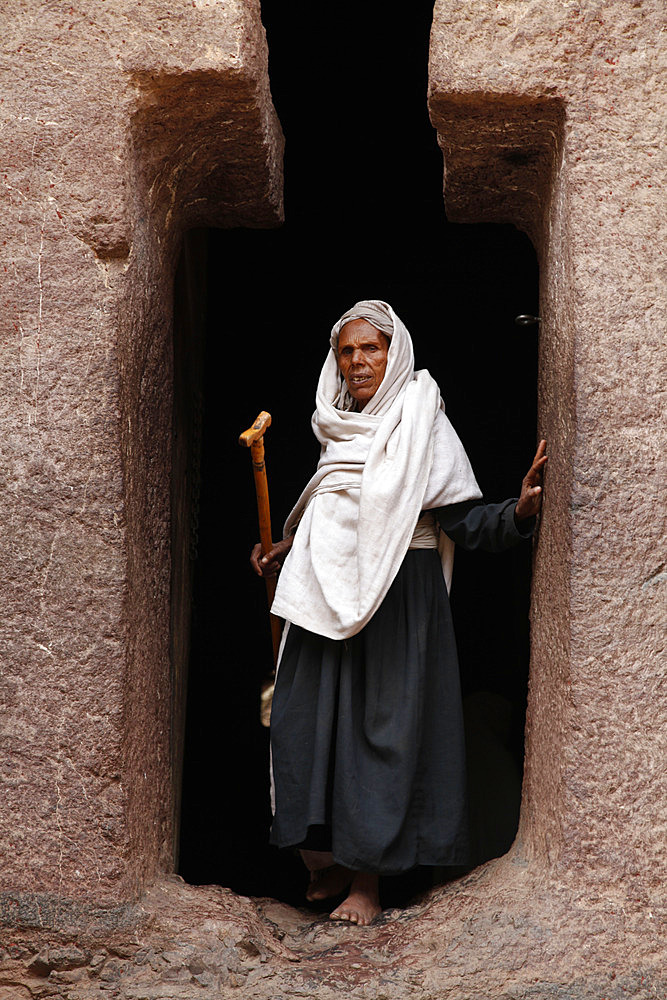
[0, 878, 417, 1000]
[1, 869, 664, 1000]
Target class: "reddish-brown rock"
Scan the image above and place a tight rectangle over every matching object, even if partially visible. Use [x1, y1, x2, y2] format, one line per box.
[0, 0, 283, 910]
[429, 0, 665, 890]
[0, 1, 664, 997]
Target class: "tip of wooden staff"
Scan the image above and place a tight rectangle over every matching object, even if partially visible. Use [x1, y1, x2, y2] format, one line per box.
[239, 410, 272, 447]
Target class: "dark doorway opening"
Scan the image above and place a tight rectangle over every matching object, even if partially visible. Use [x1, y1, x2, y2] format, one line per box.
[176, 2, 538, 907]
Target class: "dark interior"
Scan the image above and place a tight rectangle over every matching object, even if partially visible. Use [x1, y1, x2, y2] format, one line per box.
[176, 2, 539, 908]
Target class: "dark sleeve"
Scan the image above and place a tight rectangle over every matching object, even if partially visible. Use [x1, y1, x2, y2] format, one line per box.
[434, 498, 535, 553]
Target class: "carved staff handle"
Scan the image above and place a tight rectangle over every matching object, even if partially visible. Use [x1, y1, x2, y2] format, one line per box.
[239, 411, 282, 669]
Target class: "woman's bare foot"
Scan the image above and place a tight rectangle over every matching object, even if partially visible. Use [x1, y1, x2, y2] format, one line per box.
[306, 863, 354, 902]
[330, 871, 381, 926]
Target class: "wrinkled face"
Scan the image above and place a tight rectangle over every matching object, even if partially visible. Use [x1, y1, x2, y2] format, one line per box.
[336, 319, 390, 407]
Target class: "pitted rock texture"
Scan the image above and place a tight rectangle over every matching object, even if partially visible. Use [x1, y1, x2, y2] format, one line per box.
[0, 0, 283, 906]
[0, 873, 664, 999]
[429, 0, 666, 894]
[0, 1, 665, 998]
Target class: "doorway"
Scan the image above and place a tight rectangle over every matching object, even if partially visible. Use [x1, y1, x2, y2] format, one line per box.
[176, 0, 539, 906]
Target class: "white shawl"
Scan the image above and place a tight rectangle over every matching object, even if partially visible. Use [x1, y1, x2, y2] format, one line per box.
[270, 300, 481, 640]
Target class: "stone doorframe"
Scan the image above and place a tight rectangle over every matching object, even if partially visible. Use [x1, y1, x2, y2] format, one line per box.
[429, 91, 571, 869]
[1, 1, 283, 923]
[429, 3, 664, 902]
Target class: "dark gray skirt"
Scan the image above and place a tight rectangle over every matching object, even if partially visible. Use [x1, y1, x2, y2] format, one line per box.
[269, 549, 469, 874]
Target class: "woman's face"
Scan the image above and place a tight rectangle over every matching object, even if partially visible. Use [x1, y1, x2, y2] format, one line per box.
[336, 319, 390, 406]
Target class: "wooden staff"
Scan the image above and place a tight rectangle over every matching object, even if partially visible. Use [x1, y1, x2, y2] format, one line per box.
[239, 411, 281, 727]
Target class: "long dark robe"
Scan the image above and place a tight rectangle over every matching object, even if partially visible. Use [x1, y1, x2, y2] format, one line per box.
[269, 498, 534, 875]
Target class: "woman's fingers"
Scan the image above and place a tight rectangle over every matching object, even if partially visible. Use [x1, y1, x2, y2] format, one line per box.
[524, 440, 548, 489]
[529, 439, 548, 478]
[515, 441, 548, 521]
[250, 538, 292, 577]
[259, 546, 283, 576]
[250, 542, 265, 576]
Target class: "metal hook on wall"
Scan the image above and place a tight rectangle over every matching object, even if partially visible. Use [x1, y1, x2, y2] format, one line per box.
[514, 314, 542, 327]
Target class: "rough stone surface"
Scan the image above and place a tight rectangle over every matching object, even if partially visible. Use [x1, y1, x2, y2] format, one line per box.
[426, 0, 665, 992]
[0, 872, 664, 999]
[0, 0, 283, 907]
[429, 0, 666, 880]
[1, 1, 665, 998]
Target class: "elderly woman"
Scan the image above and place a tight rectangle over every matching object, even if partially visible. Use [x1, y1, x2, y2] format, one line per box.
[251, 300, 546, 925]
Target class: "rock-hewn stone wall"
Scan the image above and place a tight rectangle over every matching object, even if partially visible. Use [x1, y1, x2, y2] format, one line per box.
[0, 1, 664, 998]
[0, 0, 283, 911]
[429, 0, 666, 889]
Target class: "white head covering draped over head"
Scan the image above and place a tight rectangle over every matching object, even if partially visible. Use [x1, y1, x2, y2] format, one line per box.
[270, 300, 482, 640]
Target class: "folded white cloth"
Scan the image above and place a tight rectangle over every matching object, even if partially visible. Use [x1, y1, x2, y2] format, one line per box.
[270, 300, 481, 640]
